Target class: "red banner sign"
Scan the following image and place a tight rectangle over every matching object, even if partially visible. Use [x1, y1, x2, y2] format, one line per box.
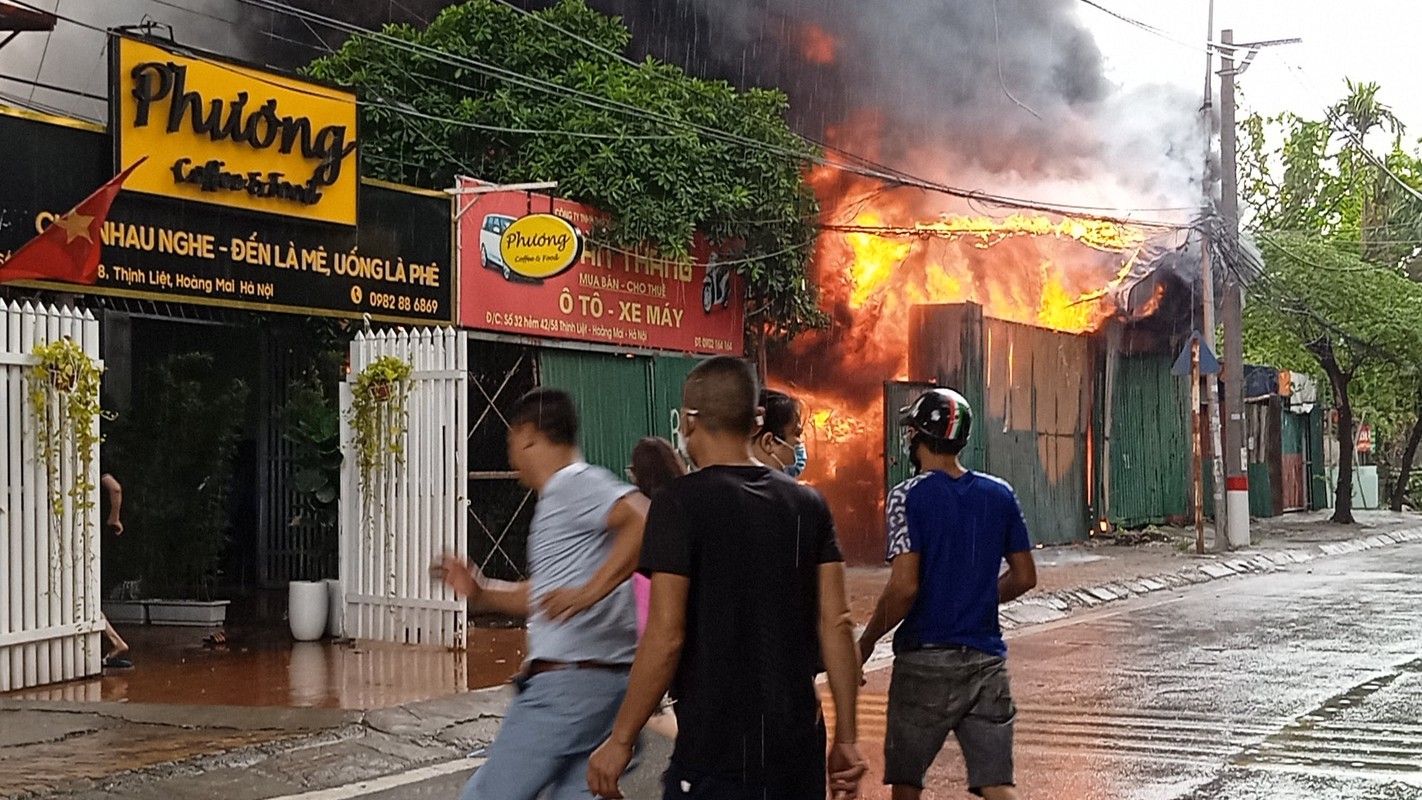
[456, 178, 745, 355]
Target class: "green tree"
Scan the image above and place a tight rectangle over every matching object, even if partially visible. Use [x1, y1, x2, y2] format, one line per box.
[1244, 234, 1422, 522]
[1239, 81, 1422, 518]
[305, 0, 825, 343]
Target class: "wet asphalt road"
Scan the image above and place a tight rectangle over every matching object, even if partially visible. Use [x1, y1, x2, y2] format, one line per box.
[373, 542, 1422, 799]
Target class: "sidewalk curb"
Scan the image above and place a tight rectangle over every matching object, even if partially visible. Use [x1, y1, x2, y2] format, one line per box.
[860, 526, 1422, 673]
[997, 527, 1422, 631]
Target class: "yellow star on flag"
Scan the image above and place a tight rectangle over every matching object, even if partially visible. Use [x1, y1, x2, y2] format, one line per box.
[52, 212, 95, 244]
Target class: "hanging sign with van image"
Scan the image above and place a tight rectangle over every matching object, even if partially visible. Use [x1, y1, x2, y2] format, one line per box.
[456, 177, 745, 356]
[487, 213, 584, 283]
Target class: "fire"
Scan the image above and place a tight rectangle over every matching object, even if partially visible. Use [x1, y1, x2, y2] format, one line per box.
[845, 214, 914, 308]
[771, 169, 1164, 562]
[837, 210, 1146, 335]
[810, 407, 869, 445]
[800, 24, 838, 64]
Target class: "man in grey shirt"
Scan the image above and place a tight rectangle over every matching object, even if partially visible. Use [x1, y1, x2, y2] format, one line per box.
[438, 387, 649, 800]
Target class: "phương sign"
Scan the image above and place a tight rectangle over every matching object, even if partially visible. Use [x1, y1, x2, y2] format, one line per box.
[499, 213, 584, 280]
[112, 36, 359, 226]
[0, 107, 450, 324]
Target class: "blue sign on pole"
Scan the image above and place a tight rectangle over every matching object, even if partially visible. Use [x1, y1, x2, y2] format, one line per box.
[1172, 331, 1221, 376]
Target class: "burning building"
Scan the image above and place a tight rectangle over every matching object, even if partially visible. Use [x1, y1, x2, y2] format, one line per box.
[627, 0, 1216, 563]
[769, 173, 1202, 561]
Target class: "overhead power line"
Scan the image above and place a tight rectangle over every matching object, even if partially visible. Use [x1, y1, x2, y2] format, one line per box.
[9, 0, 1194, 228]
[1077, 0, 1209, 53]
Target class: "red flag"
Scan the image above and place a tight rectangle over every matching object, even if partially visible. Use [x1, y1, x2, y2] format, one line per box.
[0, 158, 147, 286]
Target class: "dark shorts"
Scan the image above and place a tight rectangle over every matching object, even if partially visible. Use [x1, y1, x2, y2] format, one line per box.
[884, 647, 1016, 795]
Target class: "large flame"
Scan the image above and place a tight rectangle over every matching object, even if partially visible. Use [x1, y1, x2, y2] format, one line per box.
[839, 211, 1145, 336]
[772, 170, 1158, 562]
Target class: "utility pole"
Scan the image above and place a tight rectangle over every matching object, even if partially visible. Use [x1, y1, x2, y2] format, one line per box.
[1200, 0, 1229, 551]
[1218, 29, 1300, 548]
[1191, 335, 1205, 554]
[1219, 30, 1250, 548]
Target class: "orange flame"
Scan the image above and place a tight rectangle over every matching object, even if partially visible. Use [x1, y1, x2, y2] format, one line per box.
[800, 24, 838, 64]
[775, 147, 1165, 562]
[838, 211, 1145, 336]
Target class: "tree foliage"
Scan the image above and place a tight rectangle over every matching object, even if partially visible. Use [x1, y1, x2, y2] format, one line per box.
[1240, 80, 1422, 269]
[1239, 80, 1422, 517]
[1244, 235, 1422, 378]
[305, 0, 825, 341]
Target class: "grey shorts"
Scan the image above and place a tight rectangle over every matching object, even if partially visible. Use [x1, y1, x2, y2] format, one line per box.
[884, 647, 1016, 795]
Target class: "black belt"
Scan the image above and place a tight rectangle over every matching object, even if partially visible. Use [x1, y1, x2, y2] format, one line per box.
[526, 659, 631, 677]
[904, 643, 977, 653]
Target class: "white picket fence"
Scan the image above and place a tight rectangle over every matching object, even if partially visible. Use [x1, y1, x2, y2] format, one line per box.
[0, 302, 103, 692]
[339, 329, 468, 648]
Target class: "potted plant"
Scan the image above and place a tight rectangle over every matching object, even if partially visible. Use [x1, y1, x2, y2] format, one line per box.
[280, 366, 343, 640]
[347, 355, 413, 605]
[104, 353, 249, 626]
[27, 338, 106, 634]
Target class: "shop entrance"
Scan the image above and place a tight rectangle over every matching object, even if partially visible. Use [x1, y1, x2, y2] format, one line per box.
[101, 309, 345, 617]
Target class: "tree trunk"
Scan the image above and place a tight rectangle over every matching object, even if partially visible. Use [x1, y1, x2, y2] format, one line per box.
[1389, 395, 1422, 512]
[1332, 378, 1356, 524]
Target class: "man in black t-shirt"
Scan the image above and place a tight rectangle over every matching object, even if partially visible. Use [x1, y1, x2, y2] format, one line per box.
[587, 357, 866, 800]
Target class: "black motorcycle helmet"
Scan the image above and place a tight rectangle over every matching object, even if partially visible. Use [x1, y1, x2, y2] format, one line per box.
[899, 388, 973, 466]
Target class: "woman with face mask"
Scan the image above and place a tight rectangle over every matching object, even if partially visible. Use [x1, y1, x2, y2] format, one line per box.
[755, 388, 808, 478]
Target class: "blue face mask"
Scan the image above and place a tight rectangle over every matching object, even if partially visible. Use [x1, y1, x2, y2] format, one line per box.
[781, 440, 808, 479]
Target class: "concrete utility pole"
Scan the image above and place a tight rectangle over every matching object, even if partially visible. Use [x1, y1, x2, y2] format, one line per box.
[1218, 29, 1301, 549]
[1200, 0, 1229, 551]
[1220, 29, 1249, 549]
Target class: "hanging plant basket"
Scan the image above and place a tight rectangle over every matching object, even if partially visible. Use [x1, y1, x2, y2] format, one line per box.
[348, 355, 413, 497]
[48, 364, 79, 392]
[368, 378, 393, 403]
[27, 336, 104, 526]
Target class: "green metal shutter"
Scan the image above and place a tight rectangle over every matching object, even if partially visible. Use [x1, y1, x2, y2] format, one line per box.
[539, 349, 652, 475]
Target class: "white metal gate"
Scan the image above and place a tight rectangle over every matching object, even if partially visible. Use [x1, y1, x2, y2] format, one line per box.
[0, 302, 103, 692]
[339, 328, 468, 647]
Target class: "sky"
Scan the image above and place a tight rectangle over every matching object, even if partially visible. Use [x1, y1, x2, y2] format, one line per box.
[1085, 0, 1422, 135]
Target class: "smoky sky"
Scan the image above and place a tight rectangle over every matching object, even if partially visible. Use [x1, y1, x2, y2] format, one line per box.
[1, 0, 1203, 206]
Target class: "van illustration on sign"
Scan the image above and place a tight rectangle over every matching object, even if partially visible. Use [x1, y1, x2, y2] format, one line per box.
[496, 213, 584, 282]
[479, 213, 524, 282]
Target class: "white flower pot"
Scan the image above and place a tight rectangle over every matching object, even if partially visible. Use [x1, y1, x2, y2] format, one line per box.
[145, 599, 228, 627]
[102, 600, 148, 625]
[288, 580, 328, 641]
[324, 578, 344, 638]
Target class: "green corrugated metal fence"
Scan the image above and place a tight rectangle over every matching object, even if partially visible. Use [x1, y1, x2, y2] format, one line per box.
[1248, 462, 1274, 518]
[538, 348, 702, 476]
[1106, 353, 1190, 528]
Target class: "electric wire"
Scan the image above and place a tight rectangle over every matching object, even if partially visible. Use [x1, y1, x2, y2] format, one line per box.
[1076, 0, 1210, 54]
[6, 0, 1197, 230]
[219, 0, 1195, 226]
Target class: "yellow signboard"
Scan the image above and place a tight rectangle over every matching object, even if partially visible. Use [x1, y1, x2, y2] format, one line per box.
[499, 213, 584, 280]
[113, 36, 359, 226]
